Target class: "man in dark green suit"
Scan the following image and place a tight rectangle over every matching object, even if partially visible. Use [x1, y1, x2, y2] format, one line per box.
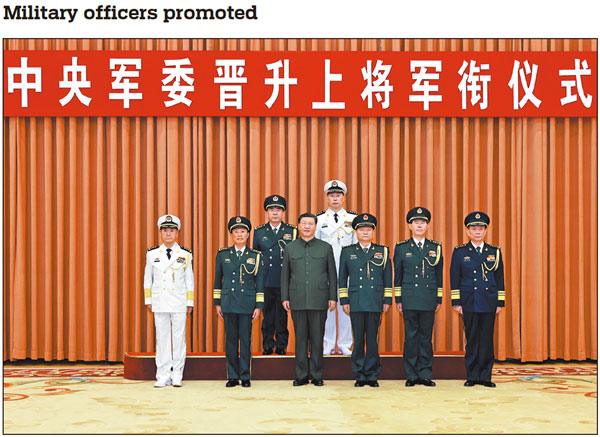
[213, 216, 265, 388]
[281, 213, 337, 386]
[339, 213, 392, 387]
[394, 207, 443, 387]
[253, 195, 297, 355]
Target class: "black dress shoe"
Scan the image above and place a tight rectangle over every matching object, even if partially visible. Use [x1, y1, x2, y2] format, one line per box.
[241, 380, 251, 387]
[275, 348, 286, 355]
[420, 378, 436, 387]
[293, 378, 309, 386]
[263, 348, 273, 355]
[405, 379, 418, 387]
[312, 379, 324, 386]
[480, 381, 496, 387]
[225, 379, 239, 387]
[354, 380, 365, 387]
[464, 380, 476, 387]
[367, 381, 379, 387]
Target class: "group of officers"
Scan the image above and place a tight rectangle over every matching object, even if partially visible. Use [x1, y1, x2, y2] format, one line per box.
[144, 179, 505, 389]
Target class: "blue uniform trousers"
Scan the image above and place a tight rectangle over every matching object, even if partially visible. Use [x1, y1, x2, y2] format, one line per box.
[463, 311, 496, 382]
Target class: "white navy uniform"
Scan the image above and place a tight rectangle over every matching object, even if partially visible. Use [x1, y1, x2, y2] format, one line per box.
[316, 204, 357, 355]
[144, 215, 194, 387]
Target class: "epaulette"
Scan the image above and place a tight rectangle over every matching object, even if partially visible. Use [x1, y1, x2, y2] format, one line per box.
[486, 243, 499, 250]
[218, 246, 230, 252]
[255, 223, 266, 231]
[286, 223, 297, 228]
[347, 210, 358, 215]
[395, 239, 411, 246]
[342, 243, 355, 249]
[316, 210, 326, 216]
[147, 245, 159, 251]
[455, 243, 468, 249]
[428, 239, 442, 246]
[180, 246, 192, 253]
[374, 242, 388, 249]
[249, 248, 261, 254]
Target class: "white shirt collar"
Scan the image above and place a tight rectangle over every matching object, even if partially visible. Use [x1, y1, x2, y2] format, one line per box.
[328, 207, 346, 217]
[234, 245, 246, 254]
[270, 223, 281, 232]
[162, 242, 179, 252]
[471, 241, 484, 250]
[359, 242, 371, 250]
[413, 237, 425, 246]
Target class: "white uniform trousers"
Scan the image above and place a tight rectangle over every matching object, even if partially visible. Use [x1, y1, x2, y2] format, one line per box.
[154, 312, 187, 382]
[323, 256, 353, 354]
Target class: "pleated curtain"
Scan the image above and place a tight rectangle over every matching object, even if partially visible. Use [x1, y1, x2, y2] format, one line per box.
[3, 38, 597, 362]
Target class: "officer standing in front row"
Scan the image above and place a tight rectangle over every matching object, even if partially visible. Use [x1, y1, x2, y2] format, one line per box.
[394, 207, 443, 387]
[450, 211, 505, 388]
[253, 195, 297, 355]
[144, 214, 194, 388]
[213, 216, 265, 388]
[339, 214, 392, 387]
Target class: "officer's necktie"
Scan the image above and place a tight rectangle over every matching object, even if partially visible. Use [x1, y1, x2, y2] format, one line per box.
[334, 213, 339, 223]
[166, 248, 172, 260]
[418, 242, 423, 252]
[476, 246, 481, 255]
[273, 227, 278, 237]
[363, 247, 369, 254]
[237, 250, 242, 259]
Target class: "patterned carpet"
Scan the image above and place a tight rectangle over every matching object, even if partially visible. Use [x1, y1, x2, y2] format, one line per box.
[3, 363, 597, 434]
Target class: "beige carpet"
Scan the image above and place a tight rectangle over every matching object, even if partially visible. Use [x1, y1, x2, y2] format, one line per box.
[3, 364, 596, 434]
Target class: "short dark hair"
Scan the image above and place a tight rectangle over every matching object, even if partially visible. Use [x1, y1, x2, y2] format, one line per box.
[297, 212, 317, 224]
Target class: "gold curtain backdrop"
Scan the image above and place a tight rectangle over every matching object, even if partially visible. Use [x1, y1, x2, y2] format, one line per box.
[3, 39, 597, 362]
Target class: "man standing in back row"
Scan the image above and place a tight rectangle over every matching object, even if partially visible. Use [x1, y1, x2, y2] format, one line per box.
[316, 180, 357, 356]
[253, 195, 297, 355]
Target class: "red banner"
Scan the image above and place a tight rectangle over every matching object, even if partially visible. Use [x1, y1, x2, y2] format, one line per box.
[4, 50, 597, 117]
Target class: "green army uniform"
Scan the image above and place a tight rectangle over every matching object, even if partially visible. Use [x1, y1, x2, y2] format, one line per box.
[253, 197, 297, 355]
[394, 207, 443, 385]
[213, 216, 265, 385]
[339, 225, 392, 384]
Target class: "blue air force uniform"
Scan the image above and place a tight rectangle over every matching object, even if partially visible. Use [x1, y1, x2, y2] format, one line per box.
[450, 211, 505, 386]
[213, 216, 265, 384]
[393, 207, 443, 385]
[339, 214, 392, 384]
[252, 195, 297, 354]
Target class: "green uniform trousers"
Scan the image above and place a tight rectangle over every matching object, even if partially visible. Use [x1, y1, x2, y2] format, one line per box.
[290, 309, 327, 380]
[402, 309, 435, 381]
[223, 313, 252, 381]
[350, 311, 382, 382]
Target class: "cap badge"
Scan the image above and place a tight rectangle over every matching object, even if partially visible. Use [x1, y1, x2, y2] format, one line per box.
[363, 215, 368, 220]
[236, 217, 241, 223]
[273, 196, 278, 201]
[417, 208, 422, 214]
[475, 213, 481, 219]
[166, 215, 172, 221]
[332, 181, 338, 187]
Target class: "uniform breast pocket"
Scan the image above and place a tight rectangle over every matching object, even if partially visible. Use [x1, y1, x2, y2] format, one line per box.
[290, 254, 304, 268]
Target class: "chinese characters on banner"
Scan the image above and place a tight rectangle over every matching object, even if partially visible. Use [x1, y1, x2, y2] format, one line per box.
[4, 50, 597, 117]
